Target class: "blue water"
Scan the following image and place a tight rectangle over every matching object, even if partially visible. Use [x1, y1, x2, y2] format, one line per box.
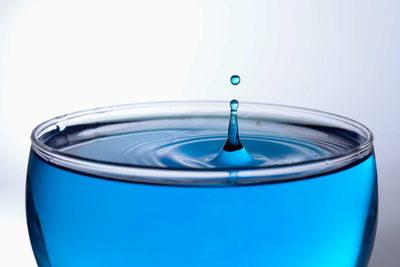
[46, 118, 366, 170]
[27, 152, 377, 267]
[27, 102, 377, 266]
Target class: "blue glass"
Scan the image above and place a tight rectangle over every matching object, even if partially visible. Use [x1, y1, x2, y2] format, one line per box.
[26, 102, 377, 267]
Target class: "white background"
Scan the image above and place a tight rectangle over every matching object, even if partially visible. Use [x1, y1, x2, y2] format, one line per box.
[0, 0, 399, 266]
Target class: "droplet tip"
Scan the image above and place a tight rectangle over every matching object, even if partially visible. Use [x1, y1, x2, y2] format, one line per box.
[230, 99, 239, 110]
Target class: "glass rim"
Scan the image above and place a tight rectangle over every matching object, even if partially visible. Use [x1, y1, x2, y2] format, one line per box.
[31, 101, 374, 186]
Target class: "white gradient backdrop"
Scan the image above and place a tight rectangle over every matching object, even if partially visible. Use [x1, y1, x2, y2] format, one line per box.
[0, 0, 399, 266]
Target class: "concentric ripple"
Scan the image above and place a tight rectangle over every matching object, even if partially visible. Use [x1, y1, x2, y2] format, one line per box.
[57, 117, 364, 169]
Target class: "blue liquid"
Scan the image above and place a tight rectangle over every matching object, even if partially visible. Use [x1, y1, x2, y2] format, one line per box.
[27, 103, 377, 266]
[27, 153, 377, 267]
[50, 118, 364, 169]
[230, 75, 240, 85]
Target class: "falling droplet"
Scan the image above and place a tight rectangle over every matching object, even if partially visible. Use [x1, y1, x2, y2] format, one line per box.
[230, 75, 240, 85]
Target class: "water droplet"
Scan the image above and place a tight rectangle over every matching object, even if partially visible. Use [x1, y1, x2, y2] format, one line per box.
[230, 99, 239, 110]
[224, 99, 242, 152]
[230, 75, 240, 85]
[211, 99, 260, 168]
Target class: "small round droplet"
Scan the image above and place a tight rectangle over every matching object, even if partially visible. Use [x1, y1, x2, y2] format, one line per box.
[230, 99, 239, 110]
[230, 75, 240, 85]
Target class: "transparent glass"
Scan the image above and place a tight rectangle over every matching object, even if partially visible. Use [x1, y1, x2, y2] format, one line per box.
[27, 101, 377, 267]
